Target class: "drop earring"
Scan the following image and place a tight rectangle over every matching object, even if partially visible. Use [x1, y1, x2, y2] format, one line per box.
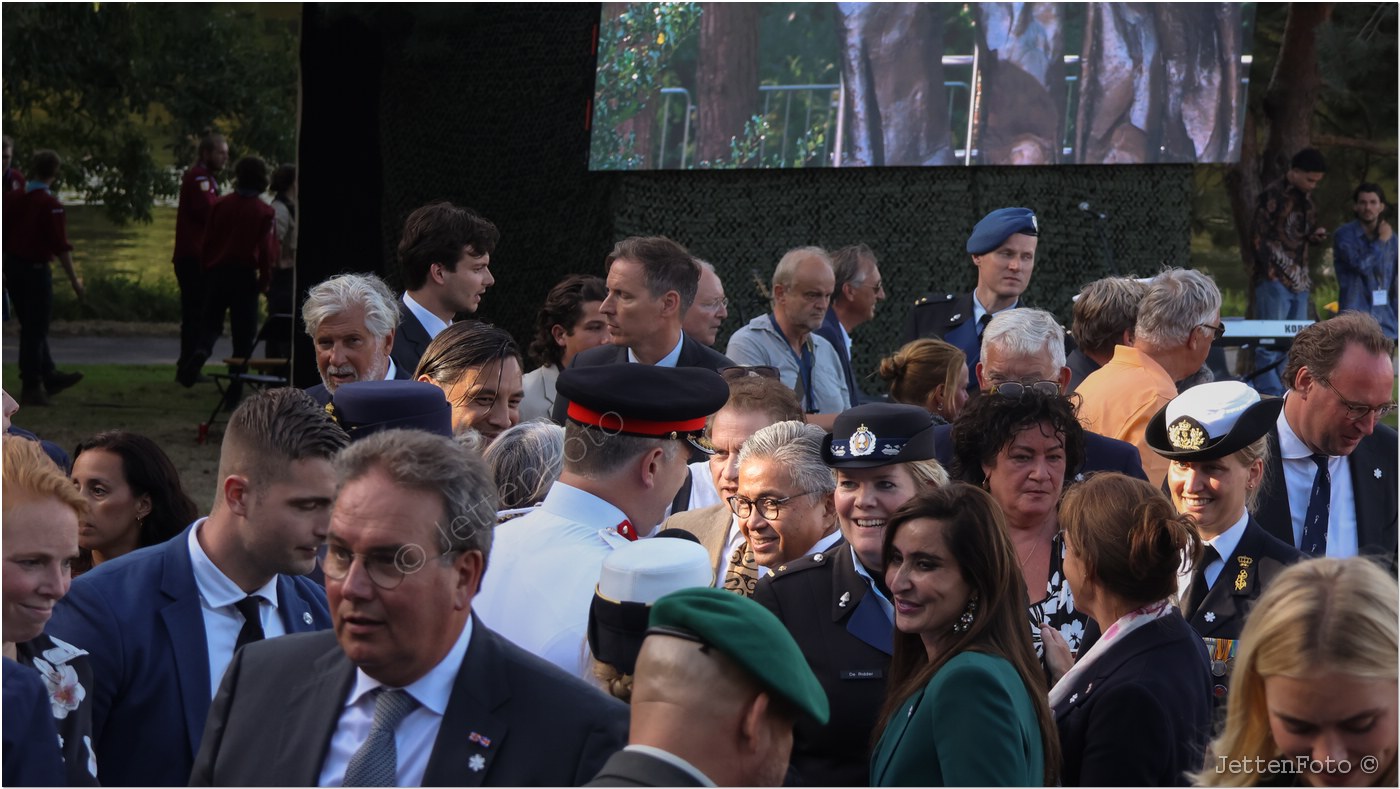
[953, 591, 979, 633]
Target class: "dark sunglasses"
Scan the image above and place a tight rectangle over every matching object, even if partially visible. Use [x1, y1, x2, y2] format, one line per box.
[720, 365, 781, 382]
[986, 380, 1061, 399]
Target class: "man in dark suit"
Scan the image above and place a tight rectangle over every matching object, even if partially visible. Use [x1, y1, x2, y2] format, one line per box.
[903, 207, 1038, 396]
[301, 272, 411, 406]
[553, 236, 733, 424]
[47, 388, 348, 786]
[1252, 312, 1398, 567]
[588, 588, 828, 787]
[932, 308, 1148, 481]
[192, 428, 628, 786]
[817, 244, 886, 405]
[390, 202, 500, 376]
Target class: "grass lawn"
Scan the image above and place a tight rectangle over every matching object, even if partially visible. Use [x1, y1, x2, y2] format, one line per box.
[4, 363, 223, 513]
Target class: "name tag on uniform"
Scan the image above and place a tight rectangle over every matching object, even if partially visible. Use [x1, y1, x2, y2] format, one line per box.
[840, 669, 884, 680]
[1374, 290, 1389, 307]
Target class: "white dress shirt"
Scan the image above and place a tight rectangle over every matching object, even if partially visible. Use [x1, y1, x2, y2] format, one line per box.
[187, 519, 285, 698]
[471, 482, 626, 679]
[627, 332, 685, 367]
[686, 461, 721, 510]
[318, 617, 474, 787]
[402, 291, 450, 341]
[1276, 407, 1358, 557]
[848, 543, 895, 623]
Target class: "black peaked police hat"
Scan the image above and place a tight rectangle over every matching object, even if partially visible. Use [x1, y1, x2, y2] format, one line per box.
[327, 380, 453, 440]
[557, 365, 730, 456]
[1146, 381, 1283, 461]
[823, 403, 938, 469]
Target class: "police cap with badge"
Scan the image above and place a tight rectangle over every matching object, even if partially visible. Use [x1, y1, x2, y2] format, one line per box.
[823, 403, 938, 468]
[556, 365, 730, 455]
[325, 380, 454, 440]
[647, 587, 831, 724]
[1145, 380, 1283, 461]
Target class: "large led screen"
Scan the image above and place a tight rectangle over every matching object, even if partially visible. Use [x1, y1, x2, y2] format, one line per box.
[589, 3, 1256, 170]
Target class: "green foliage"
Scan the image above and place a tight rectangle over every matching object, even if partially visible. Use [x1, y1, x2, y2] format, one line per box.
[590, 2, 703, 169]
[2, 3, 299, 224]
[52, 269, 181, 322]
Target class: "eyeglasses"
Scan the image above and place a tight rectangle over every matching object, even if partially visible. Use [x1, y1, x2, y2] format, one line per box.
[321, 544, 462, 590]
[986, 380, 1060, 399]
[1198, 322, 1227, 341]
[720, 365, 781, 382]
[727, 491, 820, 520]
[699, 297, 728, 311]
[1314, 376, 1397, 421]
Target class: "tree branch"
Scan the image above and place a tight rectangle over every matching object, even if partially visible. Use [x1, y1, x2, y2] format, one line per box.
[1312, 133, 1396, 157]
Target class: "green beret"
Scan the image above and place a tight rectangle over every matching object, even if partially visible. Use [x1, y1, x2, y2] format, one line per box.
[648, 587, 830, 724]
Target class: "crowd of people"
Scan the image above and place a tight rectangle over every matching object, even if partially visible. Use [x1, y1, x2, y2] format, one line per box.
[2, 140, 1398, 788]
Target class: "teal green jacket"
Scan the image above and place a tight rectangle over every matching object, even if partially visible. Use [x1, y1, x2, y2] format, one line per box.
[870, 651, 1044, 787]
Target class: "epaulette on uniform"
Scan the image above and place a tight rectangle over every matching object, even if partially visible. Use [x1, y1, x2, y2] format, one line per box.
[769, 550, 832, 580]
[912, 292, 955, 307]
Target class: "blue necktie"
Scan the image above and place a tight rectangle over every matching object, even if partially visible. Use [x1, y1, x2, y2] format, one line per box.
[1300, 454, 1331, 556]
[342, 689, 418, 786]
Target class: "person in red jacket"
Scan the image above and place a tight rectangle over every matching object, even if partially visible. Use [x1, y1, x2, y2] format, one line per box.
[2, 150, 84, 405]
[172, 131, 228, 385]
[178, 156, 278, 393]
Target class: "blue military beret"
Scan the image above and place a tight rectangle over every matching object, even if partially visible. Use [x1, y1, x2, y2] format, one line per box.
[327, 380, 453, 440]
[966, 207, 1039, 255]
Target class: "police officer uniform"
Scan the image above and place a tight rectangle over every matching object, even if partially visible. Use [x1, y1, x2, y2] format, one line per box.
[753, 403, 935, 786]
[902, 208, 1039, 396]
[473, 365, 730, 681]
[1146, 382, 1305, 704]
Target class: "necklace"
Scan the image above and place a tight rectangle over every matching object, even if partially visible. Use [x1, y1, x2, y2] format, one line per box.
[1014, 522, 1056, 570]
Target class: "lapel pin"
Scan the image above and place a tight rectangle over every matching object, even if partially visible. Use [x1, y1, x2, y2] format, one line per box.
[1085, 682, 1092, 694]
[950, 313, 962, 323]
[469, 731, 492, 748]
[1376, 468, 1383, 479]
[1204, 611, 1216, 623]
[303, 612, 313, 625]
[838, 592, 850, 608]
[469, 754, 486, 773]
[1069, 692, 1078, 703]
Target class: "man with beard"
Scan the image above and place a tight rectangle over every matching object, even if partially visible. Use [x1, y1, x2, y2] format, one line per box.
[302, 273, 409, 405]
[1334, 182, 1397, 339]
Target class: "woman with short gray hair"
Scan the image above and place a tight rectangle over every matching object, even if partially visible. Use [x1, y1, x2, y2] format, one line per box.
[485, 419, 565, 517]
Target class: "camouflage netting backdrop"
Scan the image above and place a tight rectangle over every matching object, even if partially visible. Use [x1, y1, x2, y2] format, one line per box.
[299, 4, 1191, 396]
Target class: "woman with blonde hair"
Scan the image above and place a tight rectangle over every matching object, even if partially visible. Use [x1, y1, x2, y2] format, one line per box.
[1197, 557, 1398, 788]
[878, 338, 967, 424]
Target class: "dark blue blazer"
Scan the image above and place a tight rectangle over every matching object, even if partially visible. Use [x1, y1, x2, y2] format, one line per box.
[815, 307, 862, 406]
[932, 422, 1149, 483]
[3, 657, 66, 788]
[46, 525, 332, 787]
[1053, 613, 1214, 787]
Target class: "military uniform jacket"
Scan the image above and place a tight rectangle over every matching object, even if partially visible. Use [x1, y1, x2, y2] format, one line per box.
[1184, 517, 1305, 702]
[901, 292, 981, 397]
[753, 542, 892, 786]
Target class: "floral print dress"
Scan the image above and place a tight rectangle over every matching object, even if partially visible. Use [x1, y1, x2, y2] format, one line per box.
[1027, 531, 1091, 660]
[17, 633, 98, 786]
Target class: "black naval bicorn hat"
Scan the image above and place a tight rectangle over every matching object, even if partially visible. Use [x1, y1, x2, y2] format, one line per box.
[822, 402, 939, 469]
[556, 365, 731, 455]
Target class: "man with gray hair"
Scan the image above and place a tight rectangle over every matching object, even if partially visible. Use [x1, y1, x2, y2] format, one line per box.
[191, 428, 628, 786]
[1076, 267, 1223, 484]
[727, 247, 851, 422]
[477, 364, 730, 679]
[682, 258, 729, 347]
[731, 420, 841, 572]
[929, 307, 1148, 482]
[302, 272, 408, 405]
[818, 244, 886, 404]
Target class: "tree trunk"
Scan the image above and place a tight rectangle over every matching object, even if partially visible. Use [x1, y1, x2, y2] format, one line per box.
[696, 3, 758, 165]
